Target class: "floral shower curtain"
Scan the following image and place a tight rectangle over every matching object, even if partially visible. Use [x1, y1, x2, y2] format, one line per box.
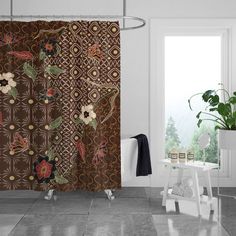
[0, 20, 120, 192]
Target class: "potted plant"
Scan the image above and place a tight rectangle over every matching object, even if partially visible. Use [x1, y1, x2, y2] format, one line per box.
[188, 84, 236, 149]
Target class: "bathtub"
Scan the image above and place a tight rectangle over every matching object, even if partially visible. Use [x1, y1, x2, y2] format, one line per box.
[121, 138, 150, 186]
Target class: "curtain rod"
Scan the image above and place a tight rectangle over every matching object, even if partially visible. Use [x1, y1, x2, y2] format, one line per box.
[0, 15, 145, 31]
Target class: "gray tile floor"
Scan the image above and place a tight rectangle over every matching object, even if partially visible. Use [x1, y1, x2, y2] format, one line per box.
[0, 187, 235, 236]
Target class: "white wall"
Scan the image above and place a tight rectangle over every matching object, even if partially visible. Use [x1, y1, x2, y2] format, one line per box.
[12, 0, 122, 15]
[128, 0, 236, 18]
[0, 1, 10, 14]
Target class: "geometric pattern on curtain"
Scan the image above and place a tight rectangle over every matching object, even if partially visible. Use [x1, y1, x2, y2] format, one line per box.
[0, 20, 120, 192]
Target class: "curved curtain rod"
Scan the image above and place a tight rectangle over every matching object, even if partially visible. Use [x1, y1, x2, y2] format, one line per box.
[0, 15, 146, 31]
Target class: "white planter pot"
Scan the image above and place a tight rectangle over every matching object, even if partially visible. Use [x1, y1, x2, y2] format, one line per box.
[218, 129, 236, 150]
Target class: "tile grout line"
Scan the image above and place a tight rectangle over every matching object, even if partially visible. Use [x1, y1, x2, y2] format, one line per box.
[219, 220, 231, 236]
[8, 214, 25, 236]
[7, 196, 40, 235]
[83, 198, 94, 236]
[216, 196, 231, 236]
[222, 225, 231, 236]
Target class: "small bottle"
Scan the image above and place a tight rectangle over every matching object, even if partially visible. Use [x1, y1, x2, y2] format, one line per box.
[169, 148, 179, 163]
[187, 150, 194, 162]
[179, 150, 186, 163]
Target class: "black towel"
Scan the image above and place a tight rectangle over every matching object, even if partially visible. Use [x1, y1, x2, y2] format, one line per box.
[131, 134, 152, 176]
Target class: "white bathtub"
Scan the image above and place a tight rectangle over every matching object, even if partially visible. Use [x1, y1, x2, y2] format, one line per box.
[121, 138, 150, 186]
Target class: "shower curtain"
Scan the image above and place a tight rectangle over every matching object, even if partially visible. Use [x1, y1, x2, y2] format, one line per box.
[0, 20, 120, 192]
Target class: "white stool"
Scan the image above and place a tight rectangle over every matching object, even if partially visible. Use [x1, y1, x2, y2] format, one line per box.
[160, 159, 218, 215]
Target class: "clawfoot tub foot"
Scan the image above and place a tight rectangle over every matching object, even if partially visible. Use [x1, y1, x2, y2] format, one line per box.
[104, 189, 115, 200]
[44, 189, 57, 200]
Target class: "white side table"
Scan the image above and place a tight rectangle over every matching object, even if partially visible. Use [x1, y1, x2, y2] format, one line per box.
[160, 159, 219, 215]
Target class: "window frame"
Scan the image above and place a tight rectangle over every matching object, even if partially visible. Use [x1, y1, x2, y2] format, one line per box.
[150, 19, 236, 187]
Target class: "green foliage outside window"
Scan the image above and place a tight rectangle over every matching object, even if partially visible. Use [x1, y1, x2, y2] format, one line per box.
[165, 116, 181, 158]
[165, 116, 218, 163]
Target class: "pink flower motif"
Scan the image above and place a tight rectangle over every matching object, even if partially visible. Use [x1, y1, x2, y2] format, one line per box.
[33, 155, 56, 183]
[88, 43, 104, 62]
[46, 88, 56, 97]
[76, 139, 86, 162]
[36, 160, 53, 180]
[92, 138, 108, 166]
[7, 51, 33, 60]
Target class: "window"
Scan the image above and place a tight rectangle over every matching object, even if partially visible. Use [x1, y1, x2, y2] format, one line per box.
[165, 36, 221, 163]
[150, 19, 236, 187]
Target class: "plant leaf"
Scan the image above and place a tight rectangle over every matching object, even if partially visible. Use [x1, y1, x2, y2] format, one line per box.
[39, 50, 46, 60]
[197, 119, 202, 127]
[202, 90, 215, 102]
[8, 87, 18, 99]
[231, 125, 236, 130]
[215, 125, 222, 130]
[23, 62, 37, 81]
[218, 103, 231, 116]
[229, 96, 236, 104]
[188, 99, 192, 110]
[196, 111, 201, 119]
[45, 65, 64, 76]
[226, 116, 236, 128]
[74, 118, 83, 125]
[47, 149, 54, 161]
[56, 44, 61, 55]
[54, 173, 69, 184]
[209, 95, 219, 107]
[209, 107, 218, 112]
[89, 119, 97, 130]
[49, 116, 63, 130]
